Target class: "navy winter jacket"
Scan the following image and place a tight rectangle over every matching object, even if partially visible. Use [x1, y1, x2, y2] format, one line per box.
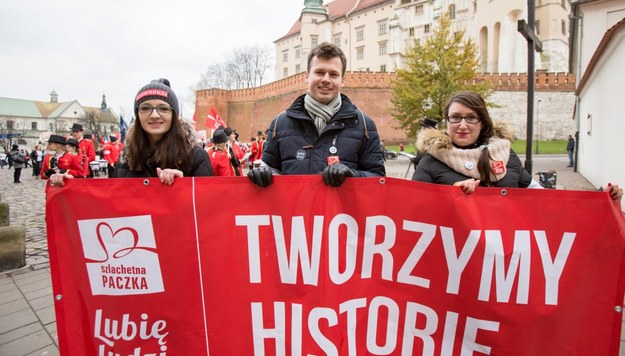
[262, 94, 385, 177]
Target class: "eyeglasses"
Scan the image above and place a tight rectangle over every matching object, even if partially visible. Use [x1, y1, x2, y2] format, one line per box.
[446, 114, 481, 124]
[138, 104, 173, 116]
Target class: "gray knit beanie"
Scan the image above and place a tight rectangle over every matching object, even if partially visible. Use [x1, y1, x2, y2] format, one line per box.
[134, 78, 179, 115]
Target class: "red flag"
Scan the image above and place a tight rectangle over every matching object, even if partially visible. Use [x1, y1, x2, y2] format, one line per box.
[192, 112, 198, 130]
[206, 107, 226, 131]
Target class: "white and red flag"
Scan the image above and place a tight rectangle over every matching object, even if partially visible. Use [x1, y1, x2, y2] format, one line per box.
[206, 106, 226, 131]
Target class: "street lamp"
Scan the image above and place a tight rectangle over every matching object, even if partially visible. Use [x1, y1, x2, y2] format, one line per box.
[536, 99, 542, 154]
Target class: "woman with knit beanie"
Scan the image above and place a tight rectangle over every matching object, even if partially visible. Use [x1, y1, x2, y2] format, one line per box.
[412, 91, 622, 201]
[50, 78, 213, 186]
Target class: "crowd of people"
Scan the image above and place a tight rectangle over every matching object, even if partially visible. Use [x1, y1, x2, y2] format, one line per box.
[4, 122, 123, 184]
[39, 42, 624, 204]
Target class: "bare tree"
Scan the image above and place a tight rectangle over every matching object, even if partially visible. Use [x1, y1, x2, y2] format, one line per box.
[0, 120, 30, 153]
[194, 45, 273, 91]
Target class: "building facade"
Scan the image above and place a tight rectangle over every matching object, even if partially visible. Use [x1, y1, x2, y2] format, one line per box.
[275, 0, 572, 79]
[570, 0, 625, 211]
[0, 91, 118, 151]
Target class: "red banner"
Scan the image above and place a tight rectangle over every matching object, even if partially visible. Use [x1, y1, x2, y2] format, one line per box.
[45, 177, 625, 355]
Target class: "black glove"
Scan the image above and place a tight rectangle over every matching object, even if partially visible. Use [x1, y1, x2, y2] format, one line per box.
[247, 166, 273, 187]
[322, 163, 355, 187]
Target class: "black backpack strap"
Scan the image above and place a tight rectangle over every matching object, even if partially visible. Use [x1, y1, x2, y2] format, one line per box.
[271, 111, 287, 139]
[356, 109, 369, 140]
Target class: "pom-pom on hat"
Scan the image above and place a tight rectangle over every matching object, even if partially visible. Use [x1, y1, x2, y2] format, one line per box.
[134, 78, 179, 115]
[212, 130, 228, 144]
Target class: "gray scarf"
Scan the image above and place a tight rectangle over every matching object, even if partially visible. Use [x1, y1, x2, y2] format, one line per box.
[304, 93, 342, 134]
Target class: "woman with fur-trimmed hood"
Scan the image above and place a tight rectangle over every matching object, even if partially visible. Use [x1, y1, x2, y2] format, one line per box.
[50, 79, 213, 187]
[412, 92, 623, 201]
[412, 92, 540, 193]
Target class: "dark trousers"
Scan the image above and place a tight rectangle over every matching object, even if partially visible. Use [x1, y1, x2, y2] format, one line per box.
[107, 165, 115, 178]
[14, 168, 22, 182]
[32, 161, 41, 176]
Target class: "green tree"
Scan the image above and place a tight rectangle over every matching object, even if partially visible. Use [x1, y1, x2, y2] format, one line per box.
[391, 15, 491, 137]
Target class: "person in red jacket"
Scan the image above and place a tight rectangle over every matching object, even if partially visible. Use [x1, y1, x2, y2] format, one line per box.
[207, 130, 233, 176]
[102, 135, 120, 178]
[70, 123, 96, 177]
[58, 138, 86, 178]
[40, 135, 67, 180]
[249, 130, 264, 164]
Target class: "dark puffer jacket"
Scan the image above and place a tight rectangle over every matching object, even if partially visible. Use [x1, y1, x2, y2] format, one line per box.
[413, 151, 531, 188]
[262, 94, 385, 177]
[412, 122, 532, 188]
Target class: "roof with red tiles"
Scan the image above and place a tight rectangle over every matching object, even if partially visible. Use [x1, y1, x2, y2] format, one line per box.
[276, 0, 393, 42]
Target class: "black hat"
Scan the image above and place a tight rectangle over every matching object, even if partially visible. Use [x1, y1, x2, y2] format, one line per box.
[223, 127, 234, 136]
[109, 135, 118, 142]
[422, 117, 438, 129]
[257, 130, 263, 136]
[48, 135, 67, 145]
[212, 130, 228, 144]
[134, 78, 179, 115]
[71, 123, 83, 132]
[12, 144, 19, 150]
[84, 133, 92, 139]
[66, 138, 79, 148]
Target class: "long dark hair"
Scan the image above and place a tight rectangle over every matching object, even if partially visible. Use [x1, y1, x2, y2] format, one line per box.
[444, 92, 496, 186]
[124, 109, 192, 172]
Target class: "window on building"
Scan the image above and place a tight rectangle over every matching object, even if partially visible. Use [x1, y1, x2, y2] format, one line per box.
[409, 27, 415, 37]
[424, 24, 431, 34]
[415, 4, 424, 14]
[31, 122, 37, 130]
[473, 0, 477, 13]
[283, 67, 288, 77]
[561, 19, 566, 35]
[282, 50, 288, 62]
[380, 64, 387, 72]
[401, 0, 411, 4]
[311, 35, 318, 47]
[449, 4, 456, 19]
[356, 27, 365, 41]
[535, 20, 540, 35]
[49, 123, 53, 131]
[333, 35, 341, 47]
[357, 46, 365, 60]
[296, 64, 301, 73]
[561, 0, 566, 9]
[378, 21, 387, 35]
[7, 120, 14, 129]
[295, 46, 301, 59]
[379, 41, 387, 55]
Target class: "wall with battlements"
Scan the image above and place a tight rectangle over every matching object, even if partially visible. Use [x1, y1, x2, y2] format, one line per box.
[195, 72, 577, 144]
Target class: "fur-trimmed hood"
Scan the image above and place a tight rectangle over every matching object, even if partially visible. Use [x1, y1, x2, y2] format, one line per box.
[417, 120, 515, 154]
[416, 120, 515, 181]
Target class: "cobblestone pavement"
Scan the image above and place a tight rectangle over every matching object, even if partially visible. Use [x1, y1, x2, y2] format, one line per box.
[0, 156, 622, 355]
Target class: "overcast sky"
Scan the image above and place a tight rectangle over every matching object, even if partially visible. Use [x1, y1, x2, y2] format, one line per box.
[0, 0, 304, 119]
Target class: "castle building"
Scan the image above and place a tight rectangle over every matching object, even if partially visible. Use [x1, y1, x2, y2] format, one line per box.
[274, 0, 571, 79]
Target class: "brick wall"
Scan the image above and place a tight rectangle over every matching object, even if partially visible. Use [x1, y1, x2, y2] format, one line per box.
[195, 72, 576, 144]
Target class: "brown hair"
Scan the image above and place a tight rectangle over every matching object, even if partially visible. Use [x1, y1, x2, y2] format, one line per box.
[124, 109, 191, 172]
[444, 92, 496, 186]
[307, 42, 347, 76]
